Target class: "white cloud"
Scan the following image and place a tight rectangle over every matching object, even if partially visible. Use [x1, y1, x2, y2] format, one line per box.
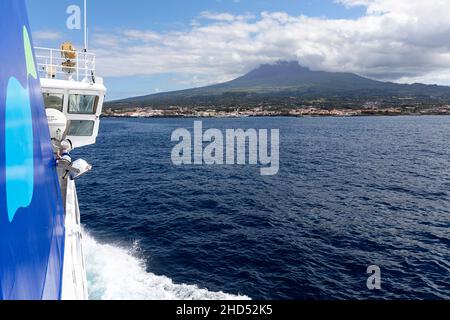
[92, 0, 450, 88]
[123, 30, 161, 42]
[199, 11, 255, 22]
[334, 0, 372, 8]
[33, 30, 62, 41]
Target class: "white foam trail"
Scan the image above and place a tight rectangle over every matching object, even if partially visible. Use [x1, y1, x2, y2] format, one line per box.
[83, 232, 251, 300]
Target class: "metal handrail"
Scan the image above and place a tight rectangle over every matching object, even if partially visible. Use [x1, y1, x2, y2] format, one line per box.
[34, 46, 96, 82]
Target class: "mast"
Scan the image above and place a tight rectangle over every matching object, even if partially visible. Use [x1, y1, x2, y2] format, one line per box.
[84, 0, 88, 51]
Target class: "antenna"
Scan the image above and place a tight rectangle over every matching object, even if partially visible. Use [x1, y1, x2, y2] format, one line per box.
[84, 0, 88, 52]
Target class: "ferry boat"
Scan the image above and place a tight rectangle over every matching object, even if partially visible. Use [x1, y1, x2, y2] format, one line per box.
[0, 0, 105, 300]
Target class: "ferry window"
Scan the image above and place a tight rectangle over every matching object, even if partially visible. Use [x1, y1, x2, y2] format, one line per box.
[43, 93, 64, 111]
[67, 120, 95, 136]
[68, 94, 98, 114]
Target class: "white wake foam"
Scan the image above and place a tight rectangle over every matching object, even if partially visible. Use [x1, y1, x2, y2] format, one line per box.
[83, 232, 250, 300]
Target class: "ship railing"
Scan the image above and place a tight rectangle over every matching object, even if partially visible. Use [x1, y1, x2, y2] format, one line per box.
[34, 47, 96, 82]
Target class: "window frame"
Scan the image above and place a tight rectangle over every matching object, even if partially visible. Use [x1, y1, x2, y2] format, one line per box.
[67, 94, 99, 115]
[42, 90, 65, 112]
[67, 120, 96, 137]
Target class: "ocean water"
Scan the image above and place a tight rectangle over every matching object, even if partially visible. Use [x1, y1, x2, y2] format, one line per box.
[74, 116, 450, 300]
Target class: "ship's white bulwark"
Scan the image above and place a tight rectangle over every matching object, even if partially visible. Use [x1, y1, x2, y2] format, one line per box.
[61, 178, 89, 300]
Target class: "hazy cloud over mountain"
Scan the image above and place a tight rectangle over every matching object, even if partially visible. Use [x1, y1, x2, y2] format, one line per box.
[92, 0, 450, 87]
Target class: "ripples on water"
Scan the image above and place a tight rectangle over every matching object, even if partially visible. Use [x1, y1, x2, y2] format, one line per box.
[75, 116, 450, 300]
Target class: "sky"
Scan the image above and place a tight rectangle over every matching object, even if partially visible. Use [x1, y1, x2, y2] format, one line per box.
[26, 0, 450, 101]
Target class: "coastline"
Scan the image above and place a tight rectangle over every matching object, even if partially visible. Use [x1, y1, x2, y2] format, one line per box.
[103, 105, 450, 119]
[102, 111, 450, 119]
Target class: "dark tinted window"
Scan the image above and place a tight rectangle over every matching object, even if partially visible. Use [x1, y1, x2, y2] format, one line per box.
[43, 93, 64, 111]
[68, 95, 98, 114]
[67, 120, 95, 136]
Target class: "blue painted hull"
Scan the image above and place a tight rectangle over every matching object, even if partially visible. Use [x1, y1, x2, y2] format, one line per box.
[0, 0, 66, 300]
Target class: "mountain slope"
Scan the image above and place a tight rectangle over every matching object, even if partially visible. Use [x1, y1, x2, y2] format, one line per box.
[108, 61, 450, 109]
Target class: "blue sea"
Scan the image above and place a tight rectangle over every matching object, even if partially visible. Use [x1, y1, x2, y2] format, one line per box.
[74, 116, 450, 300]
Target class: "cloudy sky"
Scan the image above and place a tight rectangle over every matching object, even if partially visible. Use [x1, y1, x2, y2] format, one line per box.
[26, 0, 450, 100]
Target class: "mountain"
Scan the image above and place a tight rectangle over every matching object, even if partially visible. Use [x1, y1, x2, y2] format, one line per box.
[107, 61, 450, 109]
